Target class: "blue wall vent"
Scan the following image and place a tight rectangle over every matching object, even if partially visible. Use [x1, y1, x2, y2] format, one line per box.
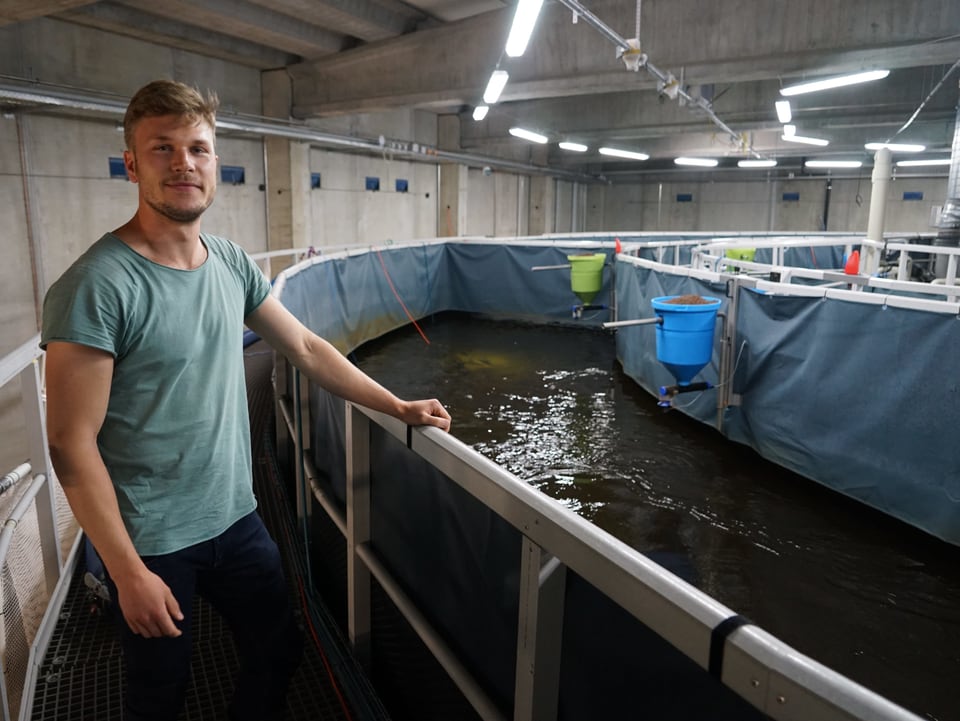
[108, 157, 128, 179]
[676, 193, 693, 203]
[220, 165, 245, 185]
[365, 176, 380, 191]
[395, 178, 409, 193]
[782, 192, 800, 202]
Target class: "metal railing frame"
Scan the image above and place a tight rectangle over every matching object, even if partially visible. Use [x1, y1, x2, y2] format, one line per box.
[276, 362, 922, 720]
[0, 335, 78, 721]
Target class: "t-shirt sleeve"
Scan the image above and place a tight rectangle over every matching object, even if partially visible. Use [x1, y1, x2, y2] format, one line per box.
[40, 265, 124, 356]
[238, 246, 271, 317]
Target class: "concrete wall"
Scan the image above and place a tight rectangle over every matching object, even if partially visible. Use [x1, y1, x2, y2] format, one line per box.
[493, 172, 521, 236]
[0, 116, 36, 476]
[555, 180, 574, 233]
[309, 148, 437, 248]
[585, 177, 947, 233]
[465, 168, 495, 236]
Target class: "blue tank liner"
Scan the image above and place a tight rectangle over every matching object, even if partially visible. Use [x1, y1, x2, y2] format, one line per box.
[722, 287, 960, 545]
[276, 242, 615, 356]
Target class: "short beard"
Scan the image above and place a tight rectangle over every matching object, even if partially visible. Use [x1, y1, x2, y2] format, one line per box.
[146, 197, 212, 223]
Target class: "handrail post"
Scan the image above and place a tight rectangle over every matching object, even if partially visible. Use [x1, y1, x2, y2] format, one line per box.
[273, 354, 292, 479]
[514, 540, 565, 721]
[292, 369, 312, 526]
[345, 402, 372, 668]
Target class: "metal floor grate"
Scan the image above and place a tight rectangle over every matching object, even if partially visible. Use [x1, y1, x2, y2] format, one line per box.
[29, 544, 351, 721]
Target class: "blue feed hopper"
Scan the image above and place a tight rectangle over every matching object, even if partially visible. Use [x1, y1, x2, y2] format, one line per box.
[651, 296, 721, 385]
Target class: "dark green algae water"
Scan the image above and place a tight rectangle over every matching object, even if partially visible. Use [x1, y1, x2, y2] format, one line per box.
[353, 312, 960, 721]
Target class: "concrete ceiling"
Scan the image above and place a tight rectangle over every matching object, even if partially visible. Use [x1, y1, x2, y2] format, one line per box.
[4, 0, 958, 179]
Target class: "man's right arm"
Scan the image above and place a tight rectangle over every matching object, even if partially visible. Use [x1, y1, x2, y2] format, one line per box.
[45, 341, 183, 638]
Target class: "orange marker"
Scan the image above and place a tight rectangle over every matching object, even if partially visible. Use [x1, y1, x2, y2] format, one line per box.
[844, 249, 860, 275]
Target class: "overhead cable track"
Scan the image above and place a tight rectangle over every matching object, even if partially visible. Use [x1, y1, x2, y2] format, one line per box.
[555, 0, 759, 158]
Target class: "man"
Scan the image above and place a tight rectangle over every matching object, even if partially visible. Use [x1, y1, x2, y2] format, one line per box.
[41, 79, 451, 721]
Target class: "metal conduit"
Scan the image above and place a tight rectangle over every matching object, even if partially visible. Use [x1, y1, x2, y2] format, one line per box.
[0, 80, 598, 183]
[0, 474, 47, 567]
[554, 0, 747, 153]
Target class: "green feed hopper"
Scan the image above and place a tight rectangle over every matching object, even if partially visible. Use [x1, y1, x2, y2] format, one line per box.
[567, 253, 605, 305]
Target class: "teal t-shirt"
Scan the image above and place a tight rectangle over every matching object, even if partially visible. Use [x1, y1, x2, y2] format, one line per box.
[41, 232, 271, 556]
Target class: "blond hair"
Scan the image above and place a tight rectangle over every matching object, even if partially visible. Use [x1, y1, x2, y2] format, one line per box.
[123, 79, 219, 151]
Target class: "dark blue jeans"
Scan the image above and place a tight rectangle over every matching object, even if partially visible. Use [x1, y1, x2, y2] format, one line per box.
[104, 511, 303, 721]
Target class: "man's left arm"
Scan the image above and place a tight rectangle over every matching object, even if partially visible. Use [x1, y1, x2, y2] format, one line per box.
[245, 295, 451, 431]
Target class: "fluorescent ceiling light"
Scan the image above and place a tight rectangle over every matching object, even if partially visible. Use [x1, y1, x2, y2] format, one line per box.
[738, 159, 777, 168]
[483, 70, 509, 104]
[674, 157, 718, 167]
[505, 0, 544, 57]
[775, 100, 792, 123]
[472, 105, 489, 121]
[805, 160, 862, 169]
[782, 124, 796, 137]
[598, 147, 650, 161]
[781, 69, 889, 96]
[509, 127, 548, 143]
[864, 142, 926, 152]
[782, 134, 829, 146]
[559, 141, 588, 152]
[896, 158, 951, 167]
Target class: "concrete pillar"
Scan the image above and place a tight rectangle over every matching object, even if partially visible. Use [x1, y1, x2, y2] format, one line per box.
[437, 114, 464, 236]
[517, 175, 530, 236]
[527, 144, 555, 235]
[528, 176, 556, 235]
[262, 70, 311, 269]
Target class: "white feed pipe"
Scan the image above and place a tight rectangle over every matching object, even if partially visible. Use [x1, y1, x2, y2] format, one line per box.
[861, 147, 892, 276]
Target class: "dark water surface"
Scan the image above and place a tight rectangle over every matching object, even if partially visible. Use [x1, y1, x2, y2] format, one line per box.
[354, 313, 960, 721]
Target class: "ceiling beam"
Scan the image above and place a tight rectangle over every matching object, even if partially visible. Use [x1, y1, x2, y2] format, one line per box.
[245, 0, 421, 42]
[0, 0, 97, 26]
[56, 2, 297, 69]
[116, 0, 346, 59]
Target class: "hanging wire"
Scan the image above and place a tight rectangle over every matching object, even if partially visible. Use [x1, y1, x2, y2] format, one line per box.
[669, 391, 704, 409]
[375, 248, 431, 344]
[635, 0, 641, 40]
[709, 339, 749, 390]
[886, 59, 960, 142]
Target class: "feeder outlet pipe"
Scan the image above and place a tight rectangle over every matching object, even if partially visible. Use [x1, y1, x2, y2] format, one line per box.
[602, 317, 663, 329]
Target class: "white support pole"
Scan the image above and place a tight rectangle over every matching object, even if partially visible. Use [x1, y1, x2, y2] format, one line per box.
[20, 359, 62, 592]
[862, 148, 892, 276]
